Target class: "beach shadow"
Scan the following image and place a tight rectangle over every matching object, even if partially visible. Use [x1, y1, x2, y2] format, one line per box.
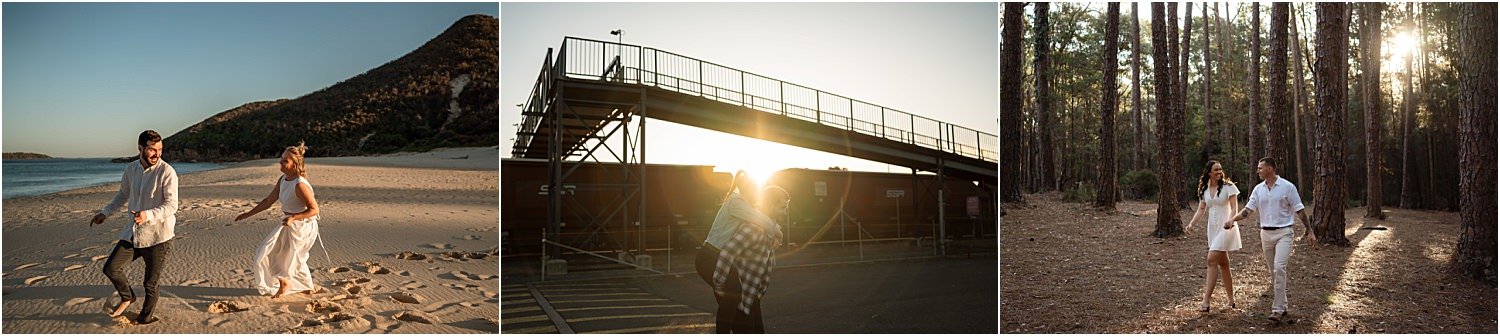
[448, 317, 499, 333]
[158, 285, 259, 301]
[2, 312, 120, 327]
[2, 285, 118, 302]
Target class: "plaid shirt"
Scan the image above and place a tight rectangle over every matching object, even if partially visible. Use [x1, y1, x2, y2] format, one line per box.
[712, 219, 778, 314]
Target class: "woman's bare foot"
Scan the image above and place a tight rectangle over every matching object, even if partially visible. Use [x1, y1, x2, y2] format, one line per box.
[108, 299, 133, 317]
[271, 279, 289, 299]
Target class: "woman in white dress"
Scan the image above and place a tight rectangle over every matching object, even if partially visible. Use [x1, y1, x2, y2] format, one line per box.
[1184, 160, 1241, 312]
[234, 142, 321, 298]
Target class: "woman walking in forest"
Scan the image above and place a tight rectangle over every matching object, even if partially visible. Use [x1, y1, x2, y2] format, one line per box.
[1184, 160, 1242, 312]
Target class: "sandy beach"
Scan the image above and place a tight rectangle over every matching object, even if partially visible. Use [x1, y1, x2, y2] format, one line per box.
[1, 147, 499, 333]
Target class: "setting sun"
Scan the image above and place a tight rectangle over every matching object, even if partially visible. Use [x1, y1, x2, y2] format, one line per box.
[1385, 30, 1420, 68]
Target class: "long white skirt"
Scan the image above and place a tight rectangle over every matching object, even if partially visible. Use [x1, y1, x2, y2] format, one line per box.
[253, 217, 319, 295]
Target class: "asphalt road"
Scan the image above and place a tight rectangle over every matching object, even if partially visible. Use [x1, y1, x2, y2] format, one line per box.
[501, 256, 998, 333]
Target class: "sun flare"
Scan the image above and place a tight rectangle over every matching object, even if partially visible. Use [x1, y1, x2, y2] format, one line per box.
[1384, 31, 1420, 67]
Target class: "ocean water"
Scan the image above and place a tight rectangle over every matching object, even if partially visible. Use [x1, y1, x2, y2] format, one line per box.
[2, 159, 224, 199]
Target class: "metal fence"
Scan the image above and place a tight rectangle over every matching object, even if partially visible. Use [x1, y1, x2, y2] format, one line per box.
[551, 37, 998, 163]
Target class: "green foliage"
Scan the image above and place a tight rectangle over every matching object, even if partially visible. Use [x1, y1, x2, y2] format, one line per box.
[1062, 182, 1098, 203]
[1121, 169, 1158, 200]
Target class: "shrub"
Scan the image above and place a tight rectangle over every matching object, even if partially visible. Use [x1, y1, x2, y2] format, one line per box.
[1062, 182, 1097, 203]
[1121, 169, 1158, 200]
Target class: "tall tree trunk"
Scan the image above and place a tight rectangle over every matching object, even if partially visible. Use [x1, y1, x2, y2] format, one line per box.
[1420, 4, 1439, 210]
[1001, 3, 1025, 203]
[1360, 3, 1385, 219]
[1132, 2, 1144, 173]
[1292, 3, 1309, 189]
[1152, 2, 1185, 238]
[1202, 3, 1213, 155]
[1034, 3, 1056, 192]
[1290, 2, 1302, 186]
[1249, 3, 1263, 172]
[1456, 1, 1497, 283]
[1312, 3, 1351, 246]
[1399, 3, 1416, 209]
[1098, 2, 1121, 209]
[1224, 3, 1241, 183]
[1267, 4, 1291, 180]
[1182, 2, 1193, 165]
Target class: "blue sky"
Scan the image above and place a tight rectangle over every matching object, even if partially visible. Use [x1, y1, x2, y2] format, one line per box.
[501, 2, 998, 181]
[2, 2, 497, 157]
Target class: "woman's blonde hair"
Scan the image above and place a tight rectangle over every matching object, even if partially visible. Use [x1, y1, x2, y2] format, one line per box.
[722, 170, 757, 204]
[285, 141, 309, 177]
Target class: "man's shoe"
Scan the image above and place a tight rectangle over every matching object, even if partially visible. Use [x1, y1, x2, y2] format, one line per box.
[132, 316, 159, 325]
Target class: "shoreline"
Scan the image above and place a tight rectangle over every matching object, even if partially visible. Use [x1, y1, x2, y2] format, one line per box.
[3, 147, 497, 202]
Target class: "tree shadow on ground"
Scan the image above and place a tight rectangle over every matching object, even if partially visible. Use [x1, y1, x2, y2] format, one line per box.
[1000, 193, 1496, 333]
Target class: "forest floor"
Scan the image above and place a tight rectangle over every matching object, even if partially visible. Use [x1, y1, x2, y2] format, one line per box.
[1000, 192, 1496, 333]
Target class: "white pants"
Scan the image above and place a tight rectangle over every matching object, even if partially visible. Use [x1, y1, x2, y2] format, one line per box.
[1259, 226, 1294, 313]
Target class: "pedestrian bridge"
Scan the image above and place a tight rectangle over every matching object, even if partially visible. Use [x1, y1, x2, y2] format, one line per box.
[510, 37, 996, 182]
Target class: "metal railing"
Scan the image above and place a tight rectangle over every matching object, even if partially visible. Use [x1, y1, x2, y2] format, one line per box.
[522, 36, 997, 163]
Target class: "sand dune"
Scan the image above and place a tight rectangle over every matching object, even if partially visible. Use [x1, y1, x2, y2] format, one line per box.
[2, 147, 498, 333]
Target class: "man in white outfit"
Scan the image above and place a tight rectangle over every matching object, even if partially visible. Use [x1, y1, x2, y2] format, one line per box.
[89, 130, 179, 325]
[1224, 157, 1313, 322]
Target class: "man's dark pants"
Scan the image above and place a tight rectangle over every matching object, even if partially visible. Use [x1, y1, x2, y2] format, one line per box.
[102, 239, 171, 323]
[696, 243, 764, 333]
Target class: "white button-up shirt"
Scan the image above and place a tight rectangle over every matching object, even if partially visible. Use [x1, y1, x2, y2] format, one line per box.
[98, 160, 179, 248]
[704, 192, 779, 249]
[1245, 175, 1305, 229]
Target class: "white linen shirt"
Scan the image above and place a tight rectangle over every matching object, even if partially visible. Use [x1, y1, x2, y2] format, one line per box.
[98, 160, 179, 248]
[1244, 175, 1305, 229]
[704, 192, 779, 249]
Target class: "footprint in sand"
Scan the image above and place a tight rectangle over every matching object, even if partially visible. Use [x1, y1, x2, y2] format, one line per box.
[208, 301, 248, 314]
[230, 269, 251, 276]
[446, 271, 499, 281]
[24, 275, 49, 285]
[399, 281, 426, 290]
[80, 246, 102, 252]
[63, 253, 83, 259]
[389, 292, 424, 304]
[443, 283, 480, 290]
[13, 262, 43, 271]
[458, 235, 482, 240]
[395, 251, 427, 260]
[181, 279, 208, 286]
[91, 255, 109, 262]
[481, 290, 497, 299]
[63, 264, 86, 272]
[328, 267, 351, 273]
[65, 297, 98, 306]
[425, 243, 452, 250]
[205, 316, 232, 327]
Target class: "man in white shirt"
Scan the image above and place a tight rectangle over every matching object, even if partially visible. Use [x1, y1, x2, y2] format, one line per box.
[1223, 157, 1313, 322]
[88, 130, 179, 325]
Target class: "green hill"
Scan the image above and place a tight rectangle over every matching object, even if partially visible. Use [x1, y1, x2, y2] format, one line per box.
[162, 14, 497, 162]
